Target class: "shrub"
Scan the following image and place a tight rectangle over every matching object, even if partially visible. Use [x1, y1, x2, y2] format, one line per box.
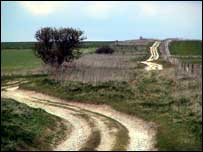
[95, 46, 114, 54]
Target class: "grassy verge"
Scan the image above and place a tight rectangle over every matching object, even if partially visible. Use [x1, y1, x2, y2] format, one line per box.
[20, 79, 134, 104]
[1, 74, 48, 86]
[15, 68, 202, 151]
[1, 98, 69, 151]
[109, 121, 129, 151]
[78, 113, 101, 151]
[169, 40, 202, 56]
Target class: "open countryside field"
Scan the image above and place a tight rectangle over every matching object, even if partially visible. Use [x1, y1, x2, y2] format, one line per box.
[169, 40, 202, 64]
[169, 40, 202, 56]
[1, 41, 113, 75]
[1, 49, 42, 73]
[1, 42, 36, 49]
[1, 39, 202, 151]
[1, 47, 104, 74]
[179, 58, 202, 64]
[1, 41, 114, 49]
[1, 1, 202, 151]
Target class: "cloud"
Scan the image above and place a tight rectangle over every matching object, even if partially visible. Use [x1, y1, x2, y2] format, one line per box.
[18, 1, 202, 24]
[84, 1, 120, 20]
[137, 1, 202, 17]
[138, 2, 158, 16]
[19, 1, 62, 15]
[18, 1, 120, 19]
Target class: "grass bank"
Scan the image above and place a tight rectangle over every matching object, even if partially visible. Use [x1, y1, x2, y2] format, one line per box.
[1, 98, 69, 151]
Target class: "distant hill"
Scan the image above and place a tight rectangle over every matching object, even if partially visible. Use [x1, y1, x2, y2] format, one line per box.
[1, 42, 35, 49]
[1, 41, 114, 49]
[113, 39, 156, 46]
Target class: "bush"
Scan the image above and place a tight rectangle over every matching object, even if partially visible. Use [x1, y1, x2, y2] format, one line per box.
[95, 46, 114, 54]
[34, 27, 85, 67]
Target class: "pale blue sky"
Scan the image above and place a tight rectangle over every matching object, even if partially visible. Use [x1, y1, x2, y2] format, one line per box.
[1, 1, 202, 42]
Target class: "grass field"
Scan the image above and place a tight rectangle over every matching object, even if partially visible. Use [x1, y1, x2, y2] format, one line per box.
[78, 47, 97, 54]
[1, 98, 68, 151]
[1, 41, 113, 49]
[169, 40, 202, 56]
[1, 48, 97, 74]
[1, 42, 36, 49]
[180, 58, 202, 64]
[1, 49, 42, 73]
[79, 41, 114, 48]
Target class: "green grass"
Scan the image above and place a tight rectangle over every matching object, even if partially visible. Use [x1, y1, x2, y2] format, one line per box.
[1, 47, 100, 74]
[169, 40, 202, 56]
[111, 121, 129, 151]
[78, 113, 101, 151]
[20, 79, 134, 104]
[79, 41, 114, 48]
[16, 68, 202, 151]
[1, 49, 42, 73]
[1, 98, 69, 151]
[1, 42, 35, 49]
[1, 41, 113, 49]
[180, 58, 202, 64]
[79, 47, 97, 54]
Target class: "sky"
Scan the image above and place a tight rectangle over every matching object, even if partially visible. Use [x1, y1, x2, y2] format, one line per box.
[1, 1, 202, 42]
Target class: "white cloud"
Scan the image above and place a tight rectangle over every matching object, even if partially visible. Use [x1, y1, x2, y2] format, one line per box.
[84, 1, 120, 20]
[18, 1, 202, 24]
[19, 1, 62, 15]
[137, 1, 202, 17]
[18, 1, 120, 19]
[138, 2, 158, 16]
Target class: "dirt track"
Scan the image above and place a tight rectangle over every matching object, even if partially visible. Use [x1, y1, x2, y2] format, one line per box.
[1, 83, 157, 151]
[141, 41, 163, 70]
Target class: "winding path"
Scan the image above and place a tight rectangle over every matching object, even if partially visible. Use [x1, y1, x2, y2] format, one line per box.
[1, 81, 157, 151]
[141, 41, 163, 70]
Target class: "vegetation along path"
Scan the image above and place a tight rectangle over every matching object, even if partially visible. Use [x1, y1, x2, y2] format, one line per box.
[1, 81, 156, 151]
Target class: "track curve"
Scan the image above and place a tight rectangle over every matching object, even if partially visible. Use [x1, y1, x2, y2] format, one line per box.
[1, 82, 157, 151]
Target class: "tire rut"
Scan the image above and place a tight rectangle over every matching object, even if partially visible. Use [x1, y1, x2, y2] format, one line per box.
[33, 97, 130, 151]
